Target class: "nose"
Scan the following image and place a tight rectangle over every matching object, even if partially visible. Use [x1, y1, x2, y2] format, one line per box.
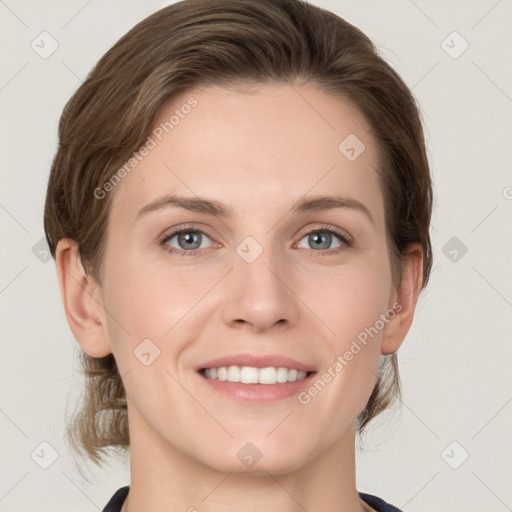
[221, 247, 300, 333]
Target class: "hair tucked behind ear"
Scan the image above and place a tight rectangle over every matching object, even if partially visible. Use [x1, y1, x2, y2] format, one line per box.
[45, 0, 433, 468]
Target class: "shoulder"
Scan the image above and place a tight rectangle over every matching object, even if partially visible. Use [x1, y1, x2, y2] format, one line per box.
[102, 486, 129, 512]
[359, 491, 404, 512]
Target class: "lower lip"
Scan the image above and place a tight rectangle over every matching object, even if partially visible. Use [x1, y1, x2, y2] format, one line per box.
[197, 371, 317, 403]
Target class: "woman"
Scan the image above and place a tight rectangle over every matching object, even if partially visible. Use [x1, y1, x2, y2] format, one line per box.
[43, 0, 433, 510]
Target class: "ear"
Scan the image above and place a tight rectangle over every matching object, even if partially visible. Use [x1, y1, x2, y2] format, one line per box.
[381, 243, 424, 355]
[55, 238, 112, 358]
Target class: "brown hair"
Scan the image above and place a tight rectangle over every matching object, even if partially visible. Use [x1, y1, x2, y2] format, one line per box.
[44, 0, 433, 470]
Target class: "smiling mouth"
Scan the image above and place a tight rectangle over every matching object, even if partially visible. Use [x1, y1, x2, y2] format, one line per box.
[199, 366, 315, 385]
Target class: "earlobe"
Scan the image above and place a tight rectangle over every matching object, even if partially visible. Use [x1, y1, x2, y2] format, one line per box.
[381, 243, 424, 355]
[55, 238, 112, 358]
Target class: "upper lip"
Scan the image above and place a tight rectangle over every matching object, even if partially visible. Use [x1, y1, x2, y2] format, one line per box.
[196, 353, 316, 373]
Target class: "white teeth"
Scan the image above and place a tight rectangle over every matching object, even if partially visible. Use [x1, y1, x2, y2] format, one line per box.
[259, 367, 277, 384]
[217, 367, 227, 381]
[202, 365, 310, 384]
[240, 366, 259, 384]
[276, 367, 288, 383]
[227, 365, 240, 382]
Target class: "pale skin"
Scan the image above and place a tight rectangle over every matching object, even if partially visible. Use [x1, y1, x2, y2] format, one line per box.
[56, 83, 423, 512]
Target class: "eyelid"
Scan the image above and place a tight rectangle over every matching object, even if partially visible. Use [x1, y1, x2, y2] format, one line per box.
[159, 224, 216, 247]
[298, 223, 354, 246]
[160, 222, 354, 255]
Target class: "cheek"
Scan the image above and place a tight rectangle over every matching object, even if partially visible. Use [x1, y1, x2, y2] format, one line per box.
[101, 261, 218, 367]
[296, 264, 391, 428]
[308, 258, 393, 351]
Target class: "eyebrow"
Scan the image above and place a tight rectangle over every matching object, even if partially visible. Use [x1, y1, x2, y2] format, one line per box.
[135, 193, 375, 226]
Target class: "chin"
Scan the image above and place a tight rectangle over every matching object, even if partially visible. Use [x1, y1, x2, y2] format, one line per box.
[194, 436, 314, 476]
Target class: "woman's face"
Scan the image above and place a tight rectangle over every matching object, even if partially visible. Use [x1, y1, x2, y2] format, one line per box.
[95, 83, 403, 474]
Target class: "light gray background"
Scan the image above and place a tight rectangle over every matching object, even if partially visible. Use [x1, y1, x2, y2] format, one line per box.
[1, 0, 511, 510]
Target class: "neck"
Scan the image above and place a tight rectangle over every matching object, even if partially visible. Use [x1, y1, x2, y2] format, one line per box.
[121, 408, 372, 512]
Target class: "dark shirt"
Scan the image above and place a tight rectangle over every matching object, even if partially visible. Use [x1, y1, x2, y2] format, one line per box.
[103, 486, 404, 511]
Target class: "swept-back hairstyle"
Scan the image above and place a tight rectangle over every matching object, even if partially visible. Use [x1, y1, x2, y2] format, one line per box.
[44, 0, 433, 470]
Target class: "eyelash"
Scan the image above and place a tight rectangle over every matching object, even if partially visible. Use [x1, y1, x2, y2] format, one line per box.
[159, 223, 353, 257]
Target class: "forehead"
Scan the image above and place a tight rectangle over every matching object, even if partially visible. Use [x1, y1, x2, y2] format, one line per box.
[109, 83, 384, 228]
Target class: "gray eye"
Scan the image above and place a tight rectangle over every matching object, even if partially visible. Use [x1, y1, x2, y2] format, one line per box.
[297, 231, 343, 251]
[165, 230, 212, 251]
